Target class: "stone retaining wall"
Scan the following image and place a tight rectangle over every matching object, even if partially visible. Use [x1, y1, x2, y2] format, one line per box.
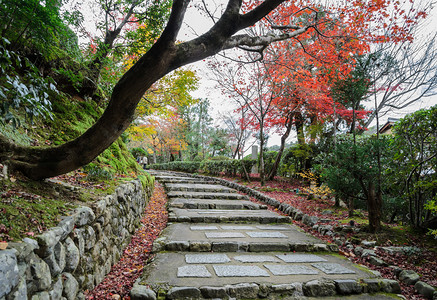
[1, 179, 152, 300]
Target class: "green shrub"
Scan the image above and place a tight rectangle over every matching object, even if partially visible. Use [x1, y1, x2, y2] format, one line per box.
[208, 156, 230, 161]
[0, 38, 59, 126]
[389, 105, 437, 229]
[84, 164, 113, 181]
[262, 151, 278, 176]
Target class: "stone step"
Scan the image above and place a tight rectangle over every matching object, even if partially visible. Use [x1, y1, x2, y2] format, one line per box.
[169, 198, 266, 210]
[168, 209, 290, 223]
[160, 178, 217, 184]
[153, 223, 328, 253]
[136, 252, 396, 299]
[152, 223, 327, 253]
[164, 183, 235, 193]
[167, 191, 249, 200]
[153, 175, 198, 181]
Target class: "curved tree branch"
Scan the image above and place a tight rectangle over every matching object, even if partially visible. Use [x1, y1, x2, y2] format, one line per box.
[0, 0, 316, 180]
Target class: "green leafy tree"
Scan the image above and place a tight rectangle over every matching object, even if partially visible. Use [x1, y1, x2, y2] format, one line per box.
[181, 99, 213, 160]
[82, 0, 172, 96]
[209, 128, 232, 158]
[320, 135, 392, 232]
[330, 54, 372, 137]
[389, 106, 437, 230]
[0, 0, 80, 60]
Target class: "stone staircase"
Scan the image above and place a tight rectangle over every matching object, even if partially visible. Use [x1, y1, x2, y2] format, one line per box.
[131, 171, 401, 300]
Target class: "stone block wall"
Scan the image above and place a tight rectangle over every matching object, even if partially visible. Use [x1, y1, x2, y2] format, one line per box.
[1, 179, 152, 300]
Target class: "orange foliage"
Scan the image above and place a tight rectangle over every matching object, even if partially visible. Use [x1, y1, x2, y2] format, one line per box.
[235, 0, 426, 134]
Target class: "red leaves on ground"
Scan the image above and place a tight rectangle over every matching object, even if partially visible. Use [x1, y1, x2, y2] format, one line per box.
[53, 170, 110, 190]
[224, 175, 347, 219]
[85, 183, 168, 300]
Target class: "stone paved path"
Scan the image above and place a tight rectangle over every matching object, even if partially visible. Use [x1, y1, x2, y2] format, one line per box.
[131, 171, 402, 300]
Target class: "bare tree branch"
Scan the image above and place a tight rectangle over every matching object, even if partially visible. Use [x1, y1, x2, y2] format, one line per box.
[364, 33, 437, 126]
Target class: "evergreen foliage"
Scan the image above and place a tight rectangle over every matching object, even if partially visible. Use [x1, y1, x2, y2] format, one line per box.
[147, 159, 256, 177]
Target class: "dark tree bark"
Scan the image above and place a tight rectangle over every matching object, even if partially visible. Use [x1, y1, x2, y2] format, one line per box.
[367, 182, 382, 232]
[0, 0, 311, 180]
[294, 111, 305, 145]
[267, 113, 293, 181]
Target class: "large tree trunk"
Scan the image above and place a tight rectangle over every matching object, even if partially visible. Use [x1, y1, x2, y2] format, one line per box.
[267, 114, 293, 180]
[0, 0, 309, 180]
[367, 182, 382, 233]
[295, 112, 305, 145]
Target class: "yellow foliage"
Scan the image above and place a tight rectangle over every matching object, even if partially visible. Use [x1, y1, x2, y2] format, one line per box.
[298, 170, 318, 181]
[302, 185, 333, 197]
[298, 170, 333, 198]
[135, 68, 199, 118]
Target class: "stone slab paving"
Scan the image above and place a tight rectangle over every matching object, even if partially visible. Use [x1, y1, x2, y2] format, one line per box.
[312, 263, 357, 274]
[154, 175, 197, 180]
[150, 174, 197, 181]
[234, 255, 280, 263]
[177, 265, 212, 277]
[169, 198, 265, 210]
[186, 254, 231, 264]
[265, 264, 319, 275]
[205, 232, 246, 238]
[159, 223, 321, 244]
[168, 208, 290, 223]
[276, 254, 328, 263]
[142, 252, 376, 287]
[167, 190, 250, 200]
[214, 265, 271, 277]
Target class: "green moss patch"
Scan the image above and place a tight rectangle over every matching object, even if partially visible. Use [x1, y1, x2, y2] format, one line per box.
[0, 179, 78, 242]
[94, 138, 142, 176]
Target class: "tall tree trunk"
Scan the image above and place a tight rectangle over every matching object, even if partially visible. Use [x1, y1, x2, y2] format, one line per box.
[367, 182, 382, 232]
[259, 125, 265, 186]
[295, 112, 305, 145]
[374, 86, 383, 226]
[294, 112, 307, 171]
[267, 114, 293, 180]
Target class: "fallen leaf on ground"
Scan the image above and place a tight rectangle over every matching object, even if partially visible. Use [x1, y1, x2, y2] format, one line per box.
[0, 242, 8, 250]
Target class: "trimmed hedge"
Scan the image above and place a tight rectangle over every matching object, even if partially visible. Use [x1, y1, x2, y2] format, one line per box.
[147, 161, 202, 173]
[147, 159, 256, 177]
